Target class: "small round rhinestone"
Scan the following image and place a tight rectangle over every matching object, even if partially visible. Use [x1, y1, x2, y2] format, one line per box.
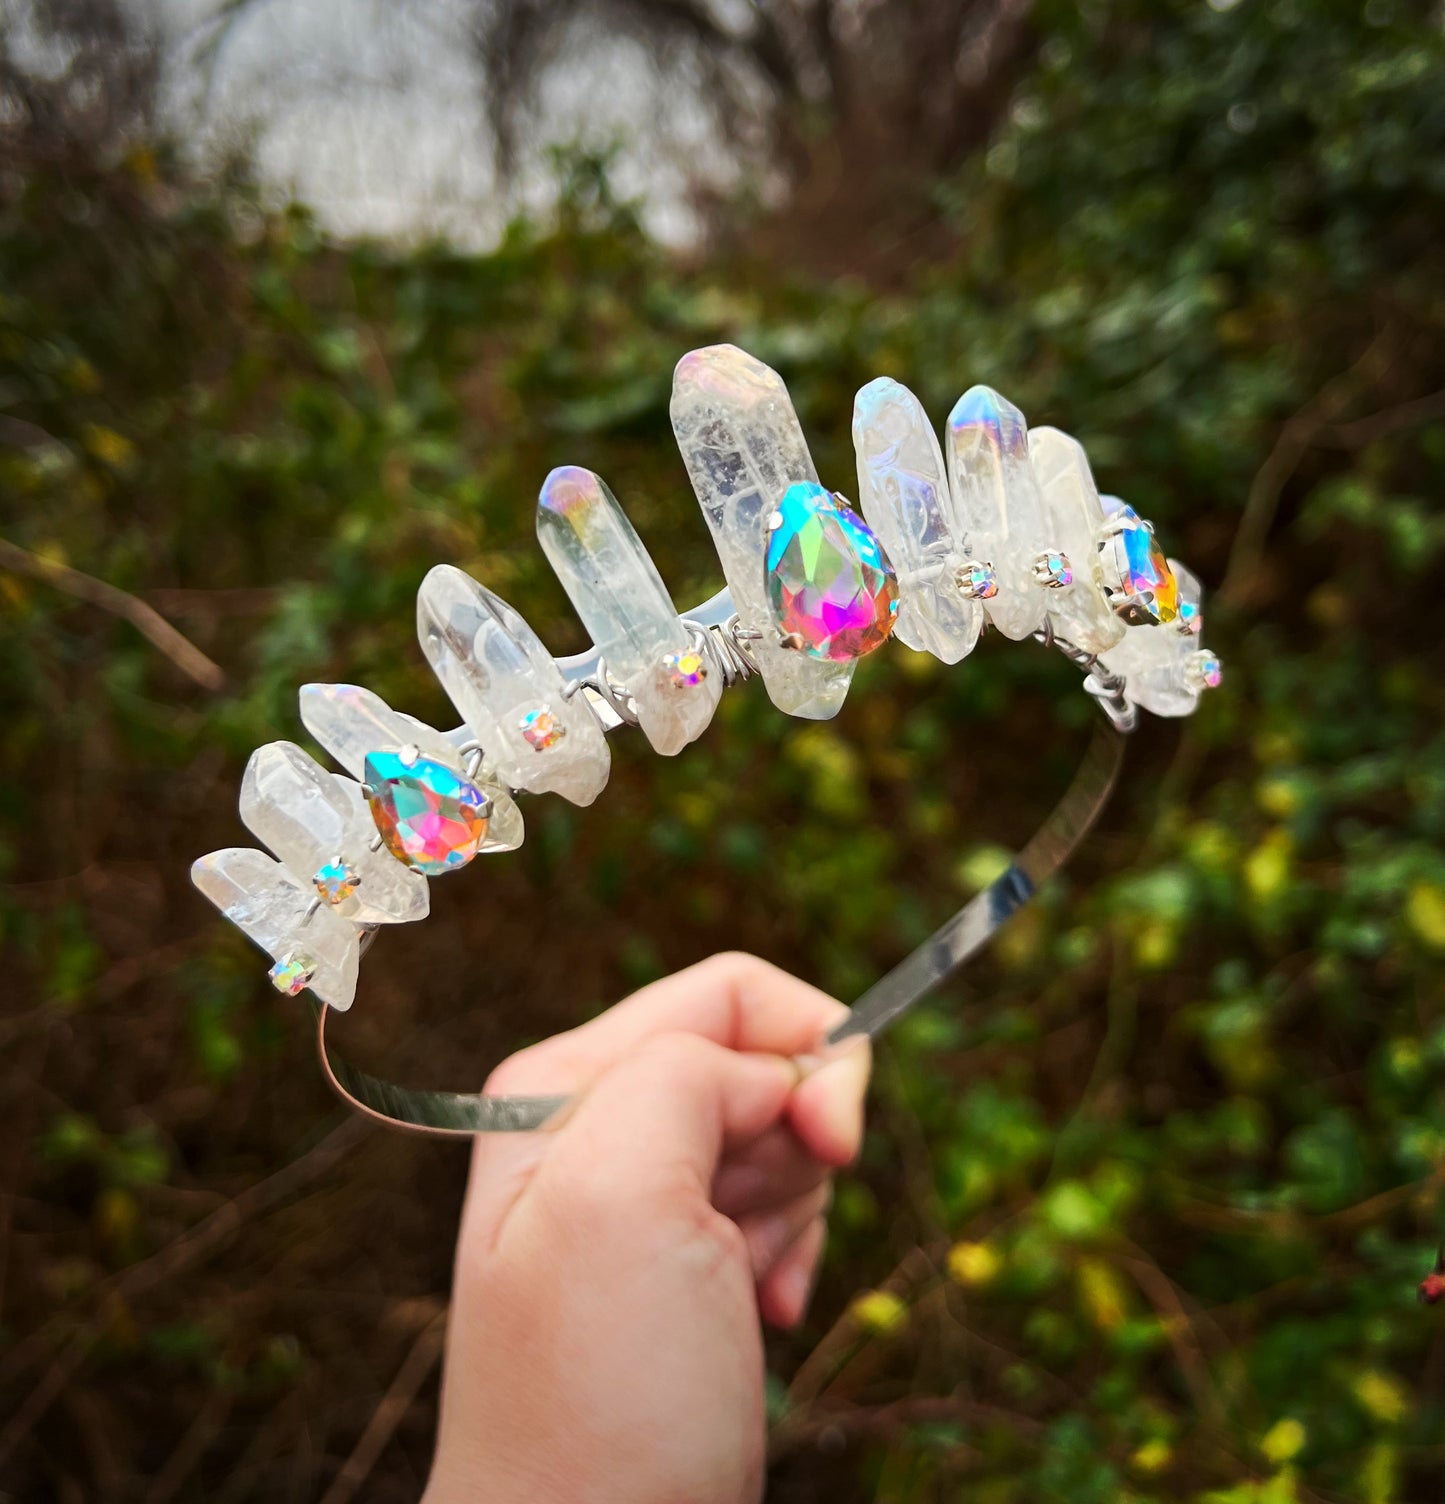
[662, 649, 708, 688]
[313, 859, 360, 905]
[268, 954, 313, 996]
[520, 706, 566, 751]
[956, 561, 999, 600]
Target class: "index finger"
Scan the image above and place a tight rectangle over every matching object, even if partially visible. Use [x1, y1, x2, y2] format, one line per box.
[485, 951, 846, 1100]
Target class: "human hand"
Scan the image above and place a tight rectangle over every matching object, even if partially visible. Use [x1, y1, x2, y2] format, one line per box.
[423, 952, 871, 1504]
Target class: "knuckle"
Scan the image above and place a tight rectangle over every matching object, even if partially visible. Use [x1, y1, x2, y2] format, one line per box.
[701, 950, 776, 989]
[633, 1030, 714, 1079]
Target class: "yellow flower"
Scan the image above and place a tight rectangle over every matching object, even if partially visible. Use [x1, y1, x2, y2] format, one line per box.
[1354, 1369, 1409, 1426]
[1406, 882, 1445, 952]
[947, 1240, 1001, 1287]
[1243, 828, 1293, 903]
[1076, 1257, 1129, 1332]
[849, 1289, 907, 1334]
[1130, 1438, 1172, 1474]
[1260, 1417, 1306, 1465]
[82, 424, 136, 470]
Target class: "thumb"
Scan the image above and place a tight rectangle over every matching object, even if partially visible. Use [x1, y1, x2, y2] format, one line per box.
[537, 1032, 799, 1205]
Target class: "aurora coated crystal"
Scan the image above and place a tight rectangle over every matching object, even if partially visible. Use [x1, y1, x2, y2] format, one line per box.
[852, 377, 982, 664]
[945, 386, 1050, 640]
[1097, 497, 1179, 626]
[671, 344, 853, 719]
[1027, 427, 1127, 655]
[1100, 561, 1215, 717]
[417, 565, 610, 805]
[364, 751, 489, 875]
[239, 740, 429, 927]
[536, 465, 720, 756]
[191, 847, 361, 1009]
[298, 682, 523, 855]
[765, 482, 898, 661]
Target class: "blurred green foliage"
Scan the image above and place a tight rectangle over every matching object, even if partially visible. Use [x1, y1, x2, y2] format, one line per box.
[4, 1, 1445, 1500]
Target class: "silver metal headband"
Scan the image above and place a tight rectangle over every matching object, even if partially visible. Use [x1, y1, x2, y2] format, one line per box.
[192, 345, 1222, 1135]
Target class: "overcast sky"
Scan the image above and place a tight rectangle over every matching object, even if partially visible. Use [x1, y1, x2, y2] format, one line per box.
[137, 0, 760, 246]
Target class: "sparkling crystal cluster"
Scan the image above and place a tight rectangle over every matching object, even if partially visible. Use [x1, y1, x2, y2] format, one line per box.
[195, 343, 1223, 1009]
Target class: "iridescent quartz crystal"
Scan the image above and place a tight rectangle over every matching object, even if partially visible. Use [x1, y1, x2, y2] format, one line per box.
[416, 565, 611, 805]
[536, 465, 721, 756]
[192, 847, 361, 1009]
[1027, 427, 1127, 655]
[239, 741, 428, 926]
[671, 344, 852, 719]
[852, 377, 982, 664]
[945, 386, 1050, 640]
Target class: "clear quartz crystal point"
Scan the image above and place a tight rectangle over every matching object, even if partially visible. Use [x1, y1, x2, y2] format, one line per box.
[239, 741, 428, 926]
[298, 682, 523, 853]
[1100, 560, 1206, 717]
[945, 386, 1049, 640]
[536, 466, 721, 756]
[1026, 427, 1127, 655]
[417, 564, 611, 805]
[191, 847, 360, 1010]
[852, 378, 982, 664]
[670, 344, 852, 720]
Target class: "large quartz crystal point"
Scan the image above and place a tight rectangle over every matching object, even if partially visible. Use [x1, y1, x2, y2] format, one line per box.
[945, 385, 1049, 640]
[852, 378, 982, 664]
[239, 741, 428, 926]
[191, 847, 360, 1009]
[670, 344, 852, 720]
[417, 565, 611, 805]
[1101, 560, 1205, 717]
[536, 466, 721, 756]
[1027, 427, 1127, 655]
[298, 682, 523, 853]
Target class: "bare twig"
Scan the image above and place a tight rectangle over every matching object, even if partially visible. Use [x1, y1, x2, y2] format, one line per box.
[317, 1307, 449, 1504]
[770, 1392, 1035, 1464]
[0, 1117, 372, 1471]
[1317, 386, 1445, 449]
[0, 535, 226, 691]
[145, 1387, 234, 1504]
[1220, 326, 1400, 607]
[784, 1244, 941, 1410]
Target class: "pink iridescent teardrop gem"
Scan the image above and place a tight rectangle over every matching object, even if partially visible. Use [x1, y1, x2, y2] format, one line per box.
[364, 752, 488, 876]
[764, 482, 898, 661]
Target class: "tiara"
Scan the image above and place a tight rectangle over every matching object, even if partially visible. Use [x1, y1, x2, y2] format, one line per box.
[191, 344, 1222, 1135]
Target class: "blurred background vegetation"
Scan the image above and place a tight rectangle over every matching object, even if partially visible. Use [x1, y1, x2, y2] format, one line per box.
[3, 0, 1445, 1500]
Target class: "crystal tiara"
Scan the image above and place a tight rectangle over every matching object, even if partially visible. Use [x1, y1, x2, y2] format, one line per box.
[192, 344, 1222, 1135]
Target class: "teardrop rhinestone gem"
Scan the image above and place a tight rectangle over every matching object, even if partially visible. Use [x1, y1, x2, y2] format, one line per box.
[1098, 500, 1179, 626]
[363, 752, 489, 876]
[764, 482, 899, 661]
